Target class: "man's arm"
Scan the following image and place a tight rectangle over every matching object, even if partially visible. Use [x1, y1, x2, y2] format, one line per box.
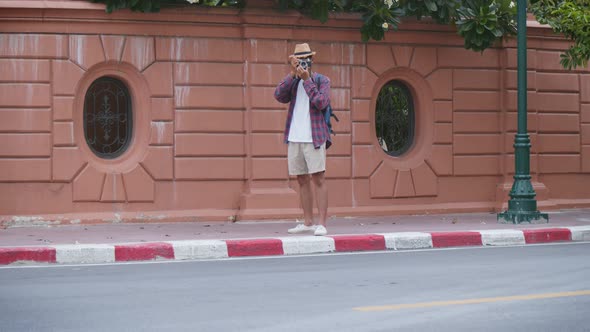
[303, 75, 330, 113]
[274, 55, 299, 104]
[274, 74, 297, 104]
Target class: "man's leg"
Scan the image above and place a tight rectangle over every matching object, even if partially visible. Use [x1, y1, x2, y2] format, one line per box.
[297, 174, 314, 226]
[311, 171, 328, 226]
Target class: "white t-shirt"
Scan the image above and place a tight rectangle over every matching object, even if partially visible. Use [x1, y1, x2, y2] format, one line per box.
[288, 79, 313, 143]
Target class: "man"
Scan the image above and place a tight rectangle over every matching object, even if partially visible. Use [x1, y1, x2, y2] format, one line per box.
[274, 43, 331, 236]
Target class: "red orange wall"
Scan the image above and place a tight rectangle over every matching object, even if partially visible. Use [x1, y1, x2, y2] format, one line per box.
[0, 1, 589, 225]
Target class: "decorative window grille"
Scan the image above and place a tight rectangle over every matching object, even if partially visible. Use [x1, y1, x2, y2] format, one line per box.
[375, 81, 415, 156]
[84, 77, 132, 159]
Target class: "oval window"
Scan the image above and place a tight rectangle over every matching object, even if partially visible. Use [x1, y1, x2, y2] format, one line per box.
[84, 77, 132, 159]
[375, 80, 415, 156]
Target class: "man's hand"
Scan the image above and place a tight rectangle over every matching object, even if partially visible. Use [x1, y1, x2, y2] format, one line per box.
[288, 55, 298, 78]
[297, 65, 310, 81]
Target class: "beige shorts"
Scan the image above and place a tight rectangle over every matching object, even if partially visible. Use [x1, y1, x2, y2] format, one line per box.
[288, 142, 326, 176]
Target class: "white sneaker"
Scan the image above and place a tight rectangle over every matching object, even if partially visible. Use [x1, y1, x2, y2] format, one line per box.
[314, 225, 327, 236]
[288, 224, 317, 234]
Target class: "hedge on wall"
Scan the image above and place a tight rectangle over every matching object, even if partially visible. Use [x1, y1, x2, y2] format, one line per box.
[90, 0, 589, 69]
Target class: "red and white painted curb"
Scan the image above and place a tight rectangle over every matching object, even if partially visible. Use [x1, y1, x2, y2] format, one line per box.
[1, 226, 589, 265]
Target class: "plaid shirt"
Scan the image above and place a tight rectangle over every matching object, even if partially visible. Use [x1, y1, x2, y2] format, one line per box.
[274, 72, 331, 149]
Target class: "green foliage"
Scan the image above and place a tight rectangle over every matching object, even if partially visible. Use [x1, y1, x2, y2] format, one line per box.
[400, 0, 461, 24]
[455, 0, 516, 52]
[89, 0, 589, 69]
[354, 0, 403, 41]
[531, 0, 590, 69]
[90, 0, 160, 12]
[91, 0, 242, 13]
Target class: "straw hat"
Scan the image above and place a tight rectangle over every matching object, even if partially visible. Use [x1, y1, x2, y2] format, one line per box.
[292, 43, 316, 58]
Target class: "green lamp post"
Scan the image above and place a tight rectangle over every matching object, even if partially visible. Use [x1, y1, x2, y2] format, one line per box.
[497, 0, 548, 224]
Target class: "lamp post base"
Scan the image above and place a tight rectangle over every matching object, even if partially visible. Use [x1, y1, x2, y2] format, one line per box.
[497, 203, 549, 224]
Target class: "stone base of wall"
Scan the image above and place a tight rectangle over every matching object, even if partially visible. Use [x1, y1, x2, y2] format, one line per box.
[4, 199, 590, 228]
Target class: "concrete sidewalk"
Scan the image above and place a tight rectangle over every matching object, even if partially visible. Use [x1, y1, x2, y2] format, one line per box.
[1, 209, 590, 265]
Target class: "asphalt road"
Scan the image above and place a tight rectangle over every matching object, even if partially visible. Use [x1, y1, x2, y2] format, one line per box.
[1, 243, 589, 332]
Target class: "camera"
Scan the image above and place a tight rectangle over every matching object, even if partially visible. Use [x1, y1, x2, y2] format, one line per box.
[298, 58, 312, 70]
